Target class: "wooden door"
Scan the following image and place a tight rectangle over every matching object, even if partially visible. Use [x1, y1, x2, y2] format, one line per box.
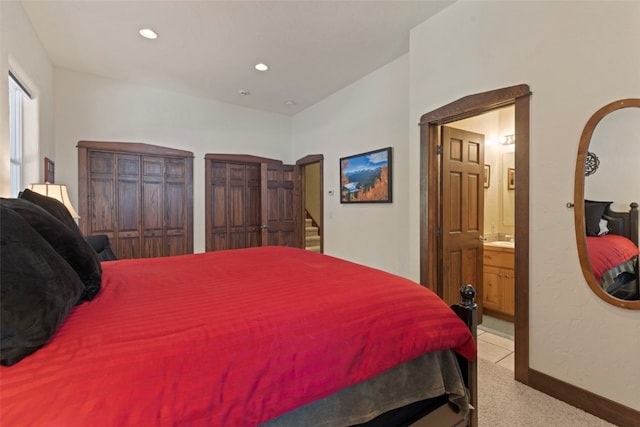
[261, 163, 301, 247]
[206, 161, 262, 251]
[440, 126, 485, 307]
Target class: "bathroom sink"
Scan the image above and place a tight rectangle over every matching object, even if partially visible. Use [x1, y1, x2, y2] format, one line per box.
[484, 241, 515, 248]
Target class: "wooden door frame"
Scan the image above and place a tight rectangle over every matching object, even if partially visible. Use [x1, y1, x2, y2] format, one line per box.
[296, 154, 324, 252]
[419, 84, 531, 383]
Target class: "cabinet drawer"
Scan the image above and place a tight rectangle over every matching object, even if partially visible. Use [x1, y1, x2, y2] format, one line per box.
[483, 249, 514, 269]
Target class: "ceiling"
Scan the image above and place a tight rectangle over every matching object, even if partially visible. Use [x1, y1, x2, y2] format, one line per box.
[20, 0, 453, 116]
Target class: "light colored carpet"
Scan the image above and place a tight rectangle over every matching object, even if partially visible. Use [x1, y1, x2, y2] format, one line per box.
[478, 358, 615, 427]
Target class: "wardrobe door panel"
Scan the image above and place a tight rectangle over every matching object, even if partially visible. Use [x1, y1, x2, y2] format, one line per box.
[210, 234, 228, 251]
[118, 195, 141, 254]
[88, 151, 116, 237]
[165, 179, 188, 255]
[208, 162, 230, 251]
[142, 237, 163, 259]
[229, 164, 245, 227]
[246, 164, 262, 247]
[165, 234, 187, 257]
[89, 151, 114, 174]
[90, 179, 115, 234]
[141, 156, 164, 258]
[165, 157, 192, 255]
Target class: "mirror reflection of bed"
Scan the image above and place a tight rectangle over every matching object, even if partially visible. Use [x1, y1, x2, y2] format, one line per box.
[584, 202, 639, 300]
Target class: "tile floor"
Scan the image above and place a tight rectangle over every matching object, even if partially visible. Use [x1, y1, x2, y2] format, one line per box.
[477, 329, 514, 371]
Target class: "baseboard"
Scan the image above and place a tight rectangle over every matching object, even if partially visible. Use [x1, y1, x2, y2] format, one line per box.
[528, 368, 639, 426]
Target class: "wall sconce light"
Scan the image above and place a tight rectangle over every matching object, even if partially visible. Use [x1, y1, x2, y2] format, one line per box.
[27, 183, 80, 219]
[499, 134, 515, 145]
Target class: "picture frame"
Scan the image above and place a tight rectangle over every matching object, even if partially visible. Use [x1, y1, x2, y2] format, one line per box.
[507, 167, 515, 190]
[340, 147, 392, 203]
[484, 164, 490, 188]
[44, 157, 55, 183]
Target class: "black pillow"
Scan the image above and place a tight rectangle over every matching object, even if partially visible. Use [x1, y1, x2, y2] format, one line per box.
[19, 188, 82, 235]
[584, 200, 612, 237]
[0, 206, 85, 366]
[85, 234, 118, 261]
[0, 198, 102, 301]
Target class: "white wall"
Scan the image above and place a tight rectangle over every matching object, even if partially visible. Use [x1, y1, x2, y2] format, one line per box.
[409, 1, 640, 410]
[292, 55, 411, 276]
[54, 69, 292, 253]
[0, 1, 55, 196]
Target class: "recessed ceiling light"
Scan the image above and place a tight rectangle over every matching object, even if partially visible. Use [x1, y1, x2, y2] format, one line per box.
[238, 90, 250, 96]
[285, 100, 297, 106]
[139, 28, 158, 40]
[254, 63, 269, 71]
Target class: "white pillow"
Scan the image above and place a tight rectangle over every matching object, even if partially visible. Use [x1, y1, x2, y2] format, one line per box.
[598, 218, 609, 236]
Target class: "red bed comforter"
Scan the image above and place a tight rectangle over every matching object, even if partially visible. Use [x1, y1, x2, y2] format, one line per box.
[0, 247, 476, 426]
[586, 234, 639, 283]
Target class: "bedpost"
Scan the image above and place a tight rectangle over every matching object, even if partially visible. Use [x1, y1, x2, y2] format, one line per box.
[629, 202, 638, 246]
[451, 284, 478, 427]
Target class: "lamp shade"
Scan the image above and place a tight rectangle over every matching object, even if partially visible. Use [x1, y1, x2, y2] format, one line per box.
[27, 183, 80, 219]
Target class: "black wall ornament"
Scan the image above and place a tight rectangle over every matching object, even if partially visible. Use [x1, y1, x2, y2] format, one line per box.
[584, 151, 599, 176]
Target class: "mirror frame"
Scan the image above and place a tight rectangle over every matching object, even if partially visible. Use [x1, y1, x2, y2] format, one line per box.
[574, 98, 640, 309]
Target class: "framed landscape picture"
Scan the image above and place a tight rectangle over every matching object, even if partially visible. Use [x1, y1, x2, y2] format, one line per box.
[340, 147, 392, 203]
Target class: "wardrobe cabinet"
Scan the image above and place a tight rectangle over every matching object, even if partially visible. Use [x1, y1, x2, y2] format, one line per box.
[78, 141, 194, 259]
[205, 154, 300, 252]
[207, 160, 262, 251]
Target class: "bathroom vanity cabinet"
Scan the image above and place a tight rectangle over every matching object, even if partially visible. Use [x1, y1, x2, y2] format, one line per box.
[483, 245, 515, 321]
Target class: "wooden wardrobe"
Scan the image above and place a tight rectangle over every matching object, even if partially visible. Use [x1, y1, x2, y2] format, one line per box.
[205, 154, 301, 252]
[78, 141, 194, 259]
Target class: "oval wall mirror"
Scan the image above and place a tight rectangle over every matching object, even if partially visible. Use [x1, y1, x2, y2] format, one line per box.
[574, 98, 640, 309]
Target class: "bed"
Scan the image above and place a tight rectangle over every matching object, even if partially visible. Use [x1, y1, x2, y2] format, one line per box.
[584, 201, 639, 299]
[0, 193, 477, 426]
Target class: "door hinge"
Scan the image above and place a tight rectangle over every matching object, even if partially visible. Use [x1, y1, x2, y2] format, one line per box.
[436, 145, 443, 155]
[436, 226, 442, 237]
